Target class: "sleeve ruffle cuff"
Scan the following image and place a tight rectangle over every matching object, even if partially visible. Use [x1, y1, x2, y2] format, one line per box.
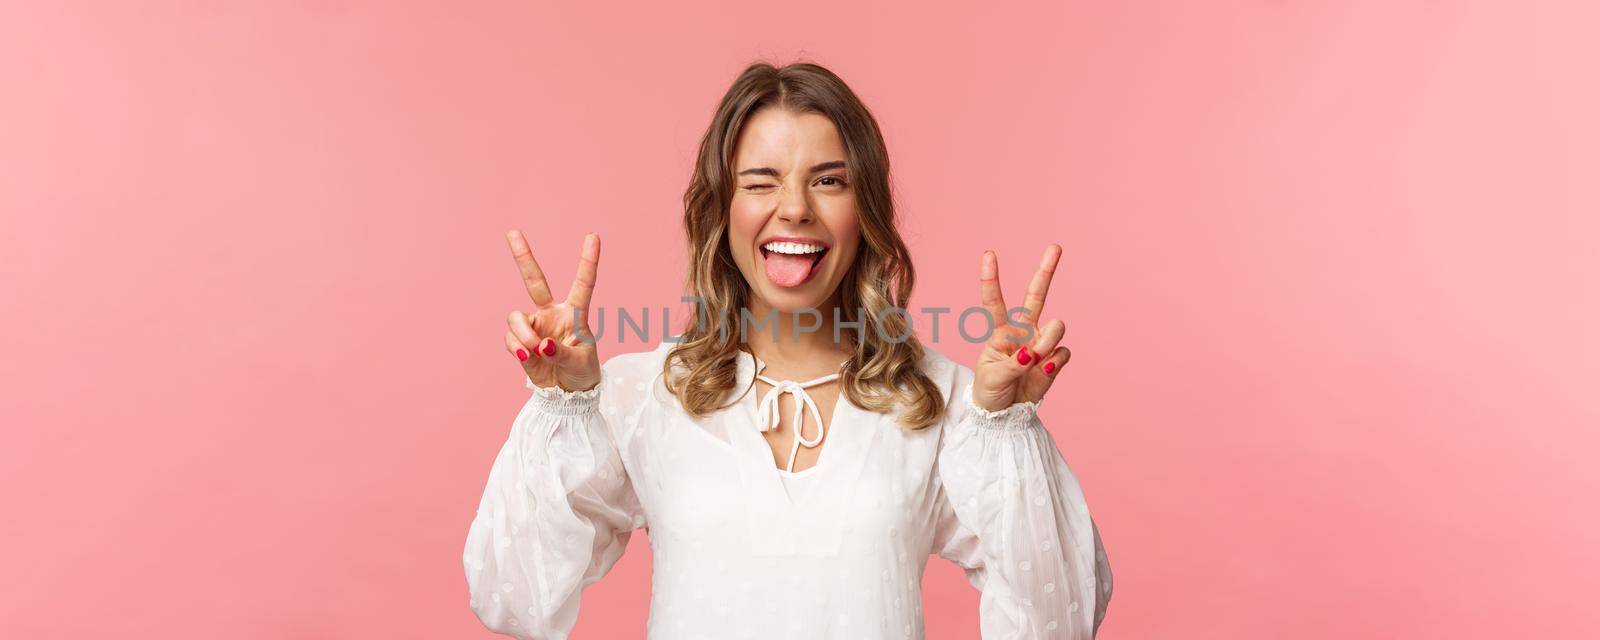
[961, 384, 1041, 431]
[526, 374, 604, 417]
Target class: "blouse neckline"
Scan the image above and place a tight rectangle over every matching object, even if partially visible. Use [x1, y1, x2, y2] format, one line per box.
[740, 349, 847, 473]
[731, 348, 854, 500]
[752, 369, 838, 474]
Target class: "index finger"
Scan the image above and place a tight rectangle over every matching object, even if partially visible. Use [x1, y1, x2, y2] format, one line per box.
[506, 229, 555, 307]
[979, 250, 1010, 346]
[566, 233, 600, 311]
[1020, 244, 1062, 324]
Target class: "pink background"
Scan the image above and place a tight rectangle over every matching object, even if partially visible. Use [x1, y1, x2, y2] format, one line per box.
[3, 1, 1596, 638]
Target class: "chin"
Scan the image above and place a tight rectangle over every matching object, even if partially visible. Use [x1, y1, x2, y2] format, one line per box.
[754, 282, 837, 314]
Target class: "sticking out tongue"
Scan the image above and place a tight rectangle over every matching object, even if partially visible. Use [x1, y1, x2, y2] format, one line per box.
[764, 251, 817, 287]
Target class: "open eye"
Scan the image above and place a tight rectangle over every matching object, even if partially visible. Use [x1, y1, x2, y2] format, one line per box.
[814, 175, 848, 189]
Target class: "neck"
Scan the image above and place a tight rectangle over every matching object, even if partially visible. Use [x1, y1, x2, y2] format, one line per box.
[741, 292, 852, 376]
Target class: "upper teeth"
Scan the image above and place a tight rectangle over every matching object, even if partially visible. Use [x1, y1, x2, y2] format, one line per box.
[763, 241, 825, 255]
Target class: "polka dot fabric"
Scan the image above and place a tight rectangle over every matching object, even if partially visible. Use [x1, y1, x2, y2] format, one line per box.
[464, 341, 1112, 638]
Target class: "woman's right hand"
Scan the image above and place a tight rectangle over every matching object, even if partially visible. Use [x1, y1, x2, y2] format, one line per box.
[502, 229, 602, 392]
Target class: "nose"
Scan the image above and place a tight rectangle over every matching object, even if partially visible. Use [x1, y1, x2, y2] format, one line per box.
[776, 185, 814, 224]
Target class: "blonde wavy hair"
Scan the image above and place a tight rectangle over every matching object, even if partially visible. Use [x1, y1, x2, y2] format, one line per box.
[661, 61, 946, 430]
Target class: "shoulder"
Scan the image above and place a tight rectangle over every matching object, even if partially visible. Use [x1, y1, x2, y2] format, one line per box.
[595, 341, 679, 423]
[599, 340, 673, 381]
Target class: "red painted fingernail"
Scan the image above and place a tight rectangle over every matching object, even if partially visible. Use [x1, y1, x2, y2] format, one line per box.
[1017, 348, 1031, 365]
[516, 348, 529, 362]
[1043, 362, 1056, 374]
[542, 339, 557, 357]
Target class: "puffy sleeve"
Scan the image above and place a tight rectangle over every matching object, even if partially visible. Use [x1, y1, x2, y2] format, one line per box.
[462, 365, 646, 640]
[932, 383, 1113, 639]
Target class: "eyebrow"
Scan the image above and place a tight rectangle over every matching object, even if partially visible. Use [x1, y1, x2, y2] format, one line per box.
[736, 160, 847, 177]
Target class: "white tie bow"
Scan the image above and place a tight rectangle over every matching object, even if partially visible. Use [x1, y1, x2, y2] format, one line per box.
[754, 372, 840, 473]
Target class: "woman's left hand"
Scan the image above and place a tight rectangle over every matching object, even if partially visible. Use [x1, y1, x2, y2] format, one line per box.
[969, 245, 1073, 412]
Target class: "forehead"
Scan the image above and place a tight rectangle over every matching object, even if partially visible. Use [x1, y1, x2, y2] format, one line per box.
[733, 108, 847, 166]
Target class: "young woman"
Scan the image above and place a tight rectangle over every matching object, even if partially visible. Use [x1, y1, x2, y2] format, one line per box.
[464, 62, 1113, 639]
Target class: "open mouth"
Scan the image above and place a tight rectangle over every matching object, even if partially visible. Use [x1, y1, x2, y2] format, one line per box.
[759, 239, 829, 288]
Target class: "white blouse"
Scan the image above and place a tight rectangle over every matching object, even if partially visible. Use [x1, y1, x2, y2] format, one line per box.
[463, 341, 1113, 639]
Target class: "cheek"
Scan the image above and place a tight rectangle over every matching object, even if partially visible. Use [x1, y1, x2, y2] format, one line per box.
[728, 197, 766, 235]
[727, 197, 767, 266]
[821, 203, 862, 257]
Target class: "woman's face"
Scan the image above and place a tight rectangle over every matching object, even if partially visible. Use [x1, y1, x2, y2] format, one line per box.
[727, 107, 861, 316]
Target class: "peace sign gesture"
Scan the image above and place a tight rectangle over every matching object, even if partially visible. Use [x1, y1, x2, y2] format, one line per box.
[501, 229, 602, 392]
[969, 245, 1073, 411]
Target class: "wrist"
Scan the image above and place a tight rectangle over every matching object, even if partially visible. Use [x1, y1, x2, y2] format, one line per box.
[557, 375, 600, 393]
[969, 386, 1016, 412]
